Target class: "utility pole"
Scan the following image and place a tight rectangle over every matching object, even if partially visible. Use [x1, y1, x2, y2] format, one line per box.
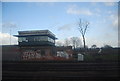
[10, 28, 11, 45]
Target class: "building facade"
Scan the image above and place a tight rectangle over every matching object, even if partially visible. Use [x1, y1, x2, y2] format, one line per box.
[14, 30, 56, 46]
[14, 30, 57, 60]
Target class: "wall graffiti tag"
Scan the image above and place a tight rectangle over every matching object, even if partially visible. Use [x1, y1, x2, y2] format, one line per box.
[22, 50, 41, 60]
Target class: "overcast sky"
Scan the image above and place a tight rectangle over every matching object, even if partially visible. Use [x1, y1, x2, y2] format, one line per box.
[1, 1, 119, 47]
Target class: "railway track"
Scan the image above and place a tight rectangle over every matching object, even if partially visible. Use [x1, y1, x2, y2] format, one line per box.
[2, 61, 119, 81]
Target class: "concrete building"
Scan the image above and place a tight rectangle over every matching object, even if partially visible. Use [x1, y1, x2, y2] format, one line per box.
[14, 30, 57, 60]
[14, 30, 56, 46]
[2, 30, 73, 61]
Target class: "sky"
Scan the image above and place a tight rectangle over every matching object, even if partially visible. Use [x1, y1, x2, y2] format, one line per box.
[1, 1, 119, 47]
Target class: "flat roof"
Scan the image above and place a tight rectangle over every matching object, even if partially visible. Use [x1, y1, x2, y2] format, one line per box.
[19, 30, 55, 36]
[14, 30, 57, 39]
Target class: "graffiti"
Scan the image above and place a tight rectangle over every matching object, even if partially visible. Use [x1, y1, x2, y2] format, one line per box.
[57, 51, 69, 59]
[22, 50, 41, 60]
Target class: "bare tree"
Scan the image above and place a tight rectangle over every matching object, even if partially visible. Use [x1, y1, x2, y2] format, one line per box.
[70, 37, 81, 49]
[78, 19, 89, 49]
[64, 38, 70, 46]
